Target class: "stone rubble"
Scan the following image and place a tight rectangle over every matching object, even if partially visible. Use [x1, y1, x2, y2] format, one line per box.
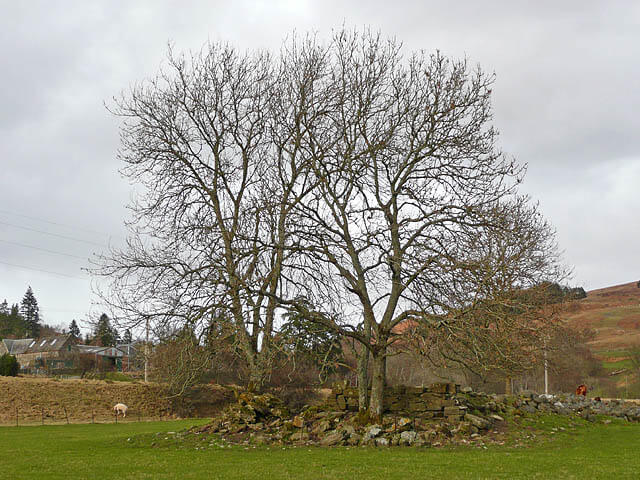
[195, 384, 640, 448]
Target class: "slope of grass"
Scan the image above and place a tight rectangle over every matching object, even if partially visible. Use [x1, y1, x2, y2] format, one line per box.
[3, 418, 640, 479]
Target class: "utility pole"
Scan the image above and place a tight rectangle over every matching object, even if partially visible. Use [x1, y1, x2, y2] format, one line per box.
[544, 349, 549, 395]
[144, 316, 149, 383]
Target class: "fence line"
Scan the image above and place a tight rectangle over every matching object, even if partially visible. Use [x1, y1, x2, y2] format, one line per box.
[4, 404, 177, 427]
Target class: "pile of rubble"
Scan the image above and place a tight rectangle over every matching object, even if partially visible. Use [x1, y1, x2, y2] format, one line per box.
[196, 386, 507, 447]
[195, 384, 640, 448]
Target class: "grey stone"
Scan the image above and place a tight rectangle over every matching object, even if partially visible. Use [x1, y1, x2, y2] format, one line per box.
[365, 425, 383, 439]
[320, 431, 344, 446]
[375, 437, 389, 447]
[400, 430, 418, 445]
[464, 413, 490, 430]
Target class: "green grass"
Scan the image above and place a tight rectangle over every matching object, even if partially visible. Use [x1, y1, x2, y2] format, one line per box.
[3, 418, 640, 479]
[602, 359, 633, 371]
[596, 349, 634, 359]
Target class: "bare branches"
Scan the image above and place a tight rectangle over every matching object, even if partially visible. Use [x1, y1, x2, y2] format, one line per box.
[93, 29, 565, 409]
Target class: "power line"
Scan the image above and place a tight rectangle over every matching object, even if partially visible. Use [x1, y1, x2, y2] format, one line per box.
[0, 221, 107, 247]
[0, 238, 89, 260]
[0, 260, 86, 279]
[0, 209, 117, 238]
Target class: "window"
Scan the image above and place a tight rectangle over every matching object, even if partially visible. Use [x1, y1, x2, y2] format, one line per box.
[51, 339, 57, 346]
[40, 339, 47, 347]
[29, 340, 36, 347]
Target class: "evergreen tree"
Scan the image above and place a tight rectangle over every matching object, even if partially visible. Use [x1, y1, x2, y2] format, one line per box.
[0, 303, 28, 339]
[94, 313, 118, 346]
[122, 328, 132, 344]
[68, 320, 81, 339]
[0, 299, 8, 316]
[20, 286, 41, 337]
[0, 354, 19, 376]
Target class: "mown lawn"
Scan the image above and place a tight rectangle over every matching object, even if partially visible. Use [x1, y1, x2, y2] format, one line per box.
[2, 418, 640, 479]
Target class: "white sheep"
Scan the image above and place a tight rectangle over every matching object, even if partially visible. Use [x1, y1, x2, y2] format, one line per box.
[113, 403, 128, 417]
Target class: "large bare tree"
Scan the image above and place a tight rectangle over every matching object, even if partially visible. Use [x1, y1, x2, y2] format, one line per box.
[274, 32, 563, 418]
[97, 30, 564, 418]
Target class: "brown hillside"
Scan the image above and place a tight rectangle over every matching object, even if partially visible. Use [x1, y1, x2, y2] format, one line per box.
[0, 377, 232, 425]
[565, 281, 640, 353]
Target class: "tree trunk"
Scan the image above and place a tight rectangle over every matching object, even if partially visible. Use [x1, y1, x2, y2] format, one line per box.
[369, 351, 386, 421]
[357, 345, 369, 412]
[505, 376, 512, 395]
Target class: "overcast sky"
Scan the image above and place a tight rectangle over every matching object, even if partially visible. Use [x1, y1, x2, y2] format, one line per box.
[1, 1, 638, 332]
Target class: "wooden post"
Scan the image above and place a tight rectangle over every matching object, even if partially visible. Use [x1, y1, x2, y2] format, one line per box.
[144, 316, 149, 383]
[15, 406, 18, 427]
[64, 406, 69, 424]
[115, 409, 118, 424]
[91, 409, 94, 424]
[42, 407, 44, 425]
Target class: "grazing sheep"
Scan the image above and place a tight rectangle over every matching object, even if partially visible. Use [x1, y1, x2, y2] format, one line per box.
[113, 403, 128, 417]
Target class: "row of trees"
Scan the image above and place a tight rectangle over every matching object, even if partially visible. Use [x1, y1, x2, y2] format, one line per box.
[96, 30, 567, 419]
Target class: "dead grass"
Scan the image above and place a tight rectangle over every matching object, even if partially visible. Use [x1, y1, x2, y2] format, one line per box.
[565, 281, 640, 356]
[0, 376, 231, 425]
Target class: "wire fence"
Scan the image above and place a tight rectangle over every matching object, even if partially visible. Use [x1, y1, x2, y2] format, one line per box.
[2, 405, 178, 427]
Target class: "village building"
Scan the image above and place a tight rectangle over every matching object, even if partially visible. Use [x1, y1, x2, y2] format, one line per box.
[0, 334, 76, 370]
[75, 344, 126, 371]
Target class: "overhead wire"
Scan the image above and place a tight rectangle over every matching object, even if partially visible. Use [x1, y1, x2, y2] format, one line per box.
[0, 208, 118, 238]
[0, 260, 85, 279]
[0, 238, 89, 260]
[0, 221, 109, 247]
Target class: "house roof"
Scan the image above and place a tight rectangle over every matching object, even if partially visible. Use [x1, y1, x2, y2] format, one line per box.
[2, 335, 73, 355]
[76, 345, 125, 357]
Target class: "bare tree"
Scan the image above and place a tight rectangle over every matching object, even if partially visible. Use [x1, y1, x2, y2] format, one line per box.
[406, 199, 567, 391]
[96, 30, 564, 419]
[95, 40, 322, 389]
[275, 31, 564, 419]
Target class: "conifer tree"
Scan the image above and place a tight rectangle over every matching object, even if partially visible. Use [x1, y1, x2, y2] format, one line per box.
[68, 320, 81, 339]
[94, 313, 118, 346]
[0, 299, 8, 316]
[20, 287, 41, 337]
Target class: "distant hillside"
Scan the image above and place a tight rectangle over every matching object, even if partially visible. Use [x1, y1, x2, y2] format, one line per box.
[565, 281, 640, 371]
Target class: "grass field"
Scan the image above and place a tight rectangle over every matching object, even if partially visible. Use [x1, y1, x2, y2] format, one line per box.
[2, 418, 640, 479]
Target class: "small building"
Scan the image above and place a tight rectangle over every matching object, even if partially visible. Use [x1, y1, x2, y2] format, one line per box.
[116, 342, 139, 372]
[76, 345, 126, 371]
[0, 335, 76, 370]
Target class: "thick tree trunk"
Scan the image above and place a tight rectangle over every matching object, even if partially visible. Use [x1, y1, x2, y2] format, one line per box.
[368, 351, 386, 421]
[357, 346, 369, 412]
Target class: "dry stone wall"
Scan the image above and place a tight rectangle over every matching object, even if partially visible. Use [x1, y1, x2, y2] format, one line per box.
[326, 382, 465, 420]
